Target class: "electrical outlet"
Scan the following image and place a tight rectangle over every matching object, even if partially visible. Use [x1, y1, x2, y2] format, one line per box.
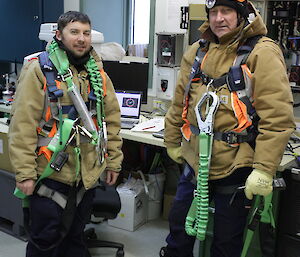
[153, 99, 163, 109]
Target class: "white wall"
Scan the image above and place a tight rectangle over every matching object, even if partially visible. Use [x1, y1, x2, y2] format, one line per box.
[155, 0, 188, 33]
[152, 0, 205, 100]
[64, 0, 80, 12]
[189, 0, 205, 4]
[154, 0, 206, 33]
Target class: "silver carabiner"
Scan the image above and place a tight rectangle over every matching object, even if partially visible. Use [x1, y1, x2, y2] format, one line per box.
[194, 89, 219, 135]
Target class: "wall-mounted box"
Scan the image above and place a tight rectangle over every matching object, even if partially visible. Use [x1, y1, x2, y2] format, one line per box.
[155, 66, 180, 100]
[156, 33, 184, 67]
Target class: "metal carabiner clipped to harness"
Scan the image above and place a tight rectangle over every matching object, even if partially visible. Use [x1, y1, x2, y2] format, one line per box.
[194, 87, 220, 135]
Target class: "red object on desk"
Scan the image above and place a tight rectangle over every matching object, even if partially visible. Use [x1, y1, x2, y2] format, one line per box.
[142, 126, 156, 131]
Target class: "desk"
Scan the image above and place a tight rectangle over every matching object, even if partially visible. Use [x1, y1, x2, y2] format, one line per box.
[120, 129, 165, 148]
[0, 100, 297, 168]
[279, 153, 297, 171]
[120, 128, 299, 171]
[279, 142, 300, 171]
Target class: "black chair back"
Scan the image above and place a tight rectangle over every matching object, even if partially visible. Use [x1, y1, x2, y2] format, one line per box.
[92, 182, 121, 219]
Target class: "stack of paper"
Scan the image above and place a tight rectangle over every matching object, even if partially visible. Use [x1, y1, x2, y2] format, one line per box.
[131, 117, 164, 132]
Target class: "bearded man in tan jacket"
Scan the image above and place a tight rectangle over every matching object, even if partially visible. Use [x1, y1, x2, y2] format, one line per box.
[9, 11, 123, 257]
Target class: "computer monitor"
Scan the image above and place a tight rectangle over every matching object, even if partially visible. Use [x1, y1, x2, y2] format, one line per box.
[102, 60, 148, 104]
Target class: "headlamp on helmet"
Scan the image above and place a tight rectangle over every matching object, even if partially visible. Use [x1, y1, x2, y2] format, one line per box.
[206, 0, 217, 9]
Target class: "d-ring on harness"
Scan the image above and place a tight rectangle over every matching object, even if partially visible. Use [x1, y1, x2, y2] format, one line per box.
[185, 82, 219, 241]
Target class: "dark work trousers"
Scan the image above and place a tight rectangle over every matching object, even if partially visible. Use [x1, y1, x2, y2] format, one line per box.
[26, 179, 95, 257]
[165, 164, 252, 257]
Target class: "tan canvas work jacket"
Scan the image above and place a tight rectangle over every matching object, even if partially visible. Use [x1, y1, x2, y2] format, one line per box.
[164, 8, 295, 179]
[9, 48, 123, 189]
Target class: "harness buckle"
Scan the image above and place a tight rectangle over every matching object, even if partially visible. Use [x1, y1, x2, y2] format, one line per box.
[248, 208, 261, 231]
[60, 68, 73, 81]
[225, 132, 239, 144]
[200, 73, 210, 85]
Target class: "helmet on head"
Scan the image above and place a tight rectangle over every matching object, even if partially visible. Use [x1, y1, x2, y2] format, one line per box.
[205, 0, 249, 18]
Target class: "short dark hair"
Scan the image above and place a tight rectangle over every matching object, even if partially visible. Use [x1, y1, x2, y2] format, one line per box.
[57, 11, 91, 32]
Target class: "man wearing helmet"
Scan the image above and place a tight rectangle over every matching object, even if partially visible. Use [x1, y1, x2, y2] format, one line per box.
[160, 0, 295, 257]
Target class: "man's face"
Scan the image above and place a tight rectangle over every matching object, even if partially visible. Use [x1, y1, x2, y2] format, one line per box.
[56, 21, 92, 58]
[209, 5, 238, 39]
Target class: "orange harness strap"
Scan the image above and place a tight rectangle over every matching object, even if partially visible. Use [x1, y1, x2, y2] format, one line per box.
[181, 52, 208, 141]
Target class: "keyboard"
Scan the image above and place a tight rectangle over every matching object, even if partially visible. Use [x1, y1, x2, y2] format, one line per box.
[121, 121, 135, 129]
[152, 129, 164, 139]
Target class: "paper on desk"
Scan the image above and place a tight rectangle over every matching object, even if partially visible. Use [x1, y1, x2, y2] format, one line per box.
[131, 117, 164, 132]
[0, 118, 8, 126]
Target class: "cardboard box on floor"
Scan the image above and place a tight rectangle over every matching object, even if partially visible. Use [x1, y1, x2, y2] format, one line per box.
[108, 188, 148, 232]
[0, 122, 13, 173]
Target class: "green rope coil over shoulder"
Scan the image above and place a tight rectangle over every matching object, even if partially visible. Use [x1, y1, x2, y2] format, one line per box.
[48, 40, 105, 144]
[85, 57, 105, 126]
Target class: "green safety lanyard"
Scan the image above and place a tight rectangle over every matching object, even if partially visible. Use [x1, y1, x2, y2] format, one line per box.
[241, 193, 275, 257]
[48, 40, 107, 163]
[185, 86, 219, 241]
[48, 40, 105, 142]
[185, 132, 212, 240]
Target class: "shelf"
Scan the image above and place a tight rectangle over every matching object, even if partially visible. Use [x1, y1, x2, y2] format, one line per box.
[0, 104, 11, 114]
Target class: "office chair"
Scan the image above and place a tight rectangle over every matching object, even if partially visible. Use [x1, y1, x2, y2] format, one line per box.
[85, 182, 124, 257]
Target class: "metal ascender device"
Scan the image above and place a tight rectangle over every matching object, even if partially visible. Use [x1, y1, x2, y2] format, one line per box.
[185, 82, 219, 241]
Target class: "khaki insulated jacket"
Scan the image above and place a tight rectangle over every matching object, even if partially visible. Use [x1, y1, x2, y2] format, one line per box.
[164, 8, 295, 180]
[9, 48, 123, 189]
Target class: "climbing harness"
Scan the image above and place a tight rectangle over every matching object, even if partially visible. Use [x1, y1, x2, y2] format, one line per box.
[14, 40, 106, 198]
[181, 36, 262, 148]
[14, 118, 75, 202]
[47, 40, 106, 148]
[185, 82, 220, 241]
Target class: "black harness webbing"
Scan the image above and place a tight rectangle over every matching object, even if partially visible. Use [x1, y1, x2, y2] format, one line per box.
[39, 51, 98, 120]
[23, 185, 78, 251]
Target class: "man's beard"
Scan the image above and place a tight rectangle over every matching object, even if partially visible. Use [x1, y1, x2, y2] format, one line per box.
[54, 36, 91, 66]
